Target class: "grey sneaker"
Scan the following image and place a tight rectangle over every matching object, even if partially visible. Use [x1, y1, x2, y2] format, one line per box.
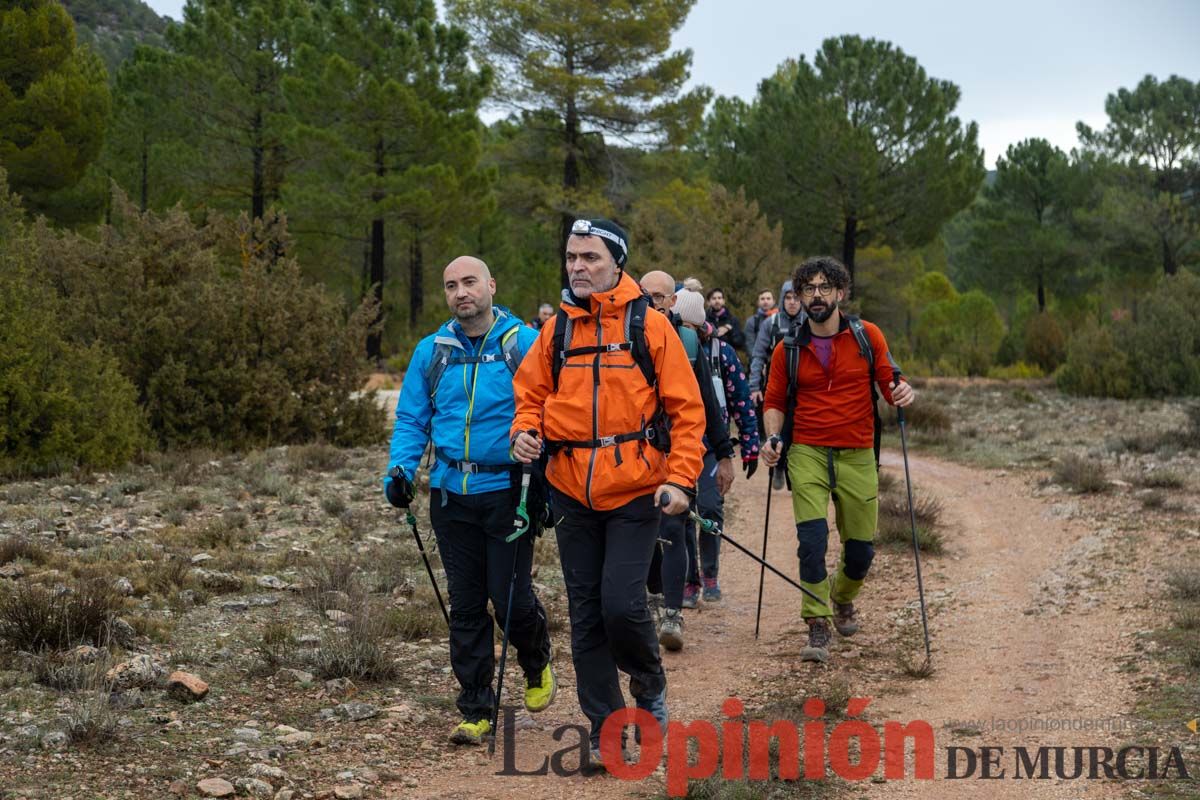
[681, 583, 700, 609]
[702, 577, 722, 603]
[833, 601, 860, 636]
[800, 618, 832, 663]
[647, 591, 664, 625]
[658, 608, 684, 651]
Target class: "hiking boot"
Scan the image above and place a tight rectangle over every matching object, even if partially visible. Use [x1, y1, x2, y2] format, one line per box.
[702, 577, 722, 603]
[524, 662, 557, 713]
[658, 608, 684, 651]
[800, 618, 832, 663]
[681, 582, 700, 609]
[833, 601, 860, 637]
[448, 718, 491, 745]
[647, 591, 664, 625]
[635, 685, 669, 739]
[584, 742, 630, 775]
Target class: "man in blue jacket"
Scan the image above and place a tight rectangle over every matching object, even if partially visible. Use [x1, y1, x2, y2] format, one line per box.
[384, 256, 555, 746]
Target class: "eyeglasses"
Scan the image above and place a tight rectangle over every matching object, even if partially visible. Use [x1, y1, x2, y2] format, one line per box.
[649, 292, 671, 304]
[800, 283, 836, 297]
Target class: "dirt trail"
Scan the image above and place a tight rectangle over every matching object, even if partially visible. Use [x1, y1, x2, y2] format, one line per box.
[394, 451, 1136, 800]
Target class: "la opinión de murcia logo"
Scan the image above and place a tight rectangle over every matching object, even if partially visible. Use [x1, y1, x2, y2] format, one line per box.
[495, 696, 1193, 796]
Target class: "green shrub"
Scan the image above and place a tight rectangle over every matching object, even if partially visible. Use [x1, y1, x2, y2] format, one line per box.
[987, 361, 1045, 380]
[914, 290, 1006, 376]
[1057, 321, 1135, 398]
[1126, 271, 1200, 397]
[1023, 312, 1067, 372]
[0, 185, 147, 477]
[36, 194, 386, 450]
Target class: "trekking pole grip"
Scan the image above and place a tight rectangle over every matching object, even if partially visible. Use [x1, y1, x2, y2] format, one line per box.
[892, 369, 906, 426]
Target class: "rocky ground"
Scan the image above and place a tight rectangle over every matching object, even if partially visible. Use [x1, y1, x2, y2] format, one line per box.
[0, 380, 1196, 799]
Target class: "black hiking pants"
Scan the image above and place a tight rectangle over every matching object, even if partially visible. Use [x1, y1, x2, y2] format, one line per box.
[552, 491, 665, 747]
[430, 489, 551, 723]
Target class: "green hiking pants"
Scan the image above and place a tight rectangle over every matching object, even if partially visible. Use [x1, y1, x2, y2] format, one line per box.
[787, 444, 877, 619]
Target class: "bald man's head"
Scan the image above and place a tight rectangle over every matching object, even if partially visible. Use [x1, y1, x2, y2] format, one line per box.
[639, 270, 676, 313]
[443, 256, 496, 330]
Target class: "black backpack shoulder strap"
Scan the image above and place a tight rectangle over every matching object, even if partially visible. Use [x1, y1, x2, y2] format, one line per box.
[846, 315, 874, 374]
[779, 320, 803, 456]
[846, 314, 883, 469]
[550, 308, 571, 392]
[627, 295, 657, 390]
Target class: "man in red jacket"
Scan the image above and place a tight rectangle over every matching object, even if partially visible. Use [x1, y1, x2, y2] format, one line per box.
[760, 256, 915, 663]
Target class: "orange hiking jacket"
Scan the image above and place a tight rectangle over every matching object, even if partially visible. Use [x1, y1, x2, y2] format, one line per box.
[762, 315, 900, 450]
[512, 273, 706, 511]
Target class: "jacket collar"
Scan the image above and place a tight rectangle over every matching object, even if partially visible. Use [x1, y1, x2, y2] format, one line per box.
[560, 272, 645, 318]
[438, 307, 515, 349]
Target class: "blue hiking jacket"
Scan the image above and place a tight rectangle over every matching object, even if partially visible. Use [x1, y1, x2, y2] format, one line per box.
[385, 307, 539, 498]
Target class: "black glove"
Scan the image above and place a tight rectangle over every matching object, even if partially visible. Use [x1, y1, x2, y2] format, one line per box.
[385, 466, 415, 508]
[743, 457, 759, 480]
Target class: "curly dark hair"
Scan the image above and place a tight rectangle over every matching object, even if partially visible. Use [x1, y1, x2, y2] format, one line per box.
[793, 256, 851, 293]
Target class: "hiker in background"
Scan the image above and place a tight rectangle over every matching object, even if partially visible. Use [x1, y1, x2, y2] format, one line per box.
[743, 288, 777, 355]
[638, 272, 736, 651]
[510, 220, 705, 772]
[759, 256, 915, 664]
[705, 288, 746, 352]
[529, 302, 554, 330]
[675, 289, 759, 607]
[749, 281, 807, 488]
[384, 257, 555, 746]
[682, 276, 704, 293]
[748, 280, 806, 406]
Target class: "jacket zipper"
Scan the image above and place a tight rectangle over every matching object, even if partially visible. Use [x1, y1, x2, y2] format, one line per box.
[584, 300, 602, 510]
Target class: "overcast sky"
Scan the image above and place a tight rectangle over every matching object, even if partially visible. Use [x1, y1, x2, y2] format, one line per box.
[143, 0, 1200, 168]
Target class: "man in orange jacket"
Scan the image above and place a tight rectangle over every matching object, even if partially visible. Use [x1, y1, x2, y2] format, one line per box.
[511, 218, 705, 771]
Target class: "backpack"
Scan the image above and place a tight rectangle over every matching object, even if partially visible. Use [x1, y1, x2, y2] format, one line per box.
[708, 338, 727, 417]
[547, 295, 672, 456]
[779, 315, 883, 469]
[425, 325, 523, 408]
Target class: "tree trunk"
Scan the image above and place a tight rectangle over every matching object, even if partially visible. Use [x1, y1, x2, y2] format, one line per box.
[366, 139, 386, 362]
[1162, 234, 1177, 275]
[1036, 268, 1045, 312]
[559, 46, 578, 290]
[139, 129, 149, 213]
[409, 226, 424, 331]
[841, 216, 858, 293]
[366, 216, 385, 362]
[251, 108, 265, 221]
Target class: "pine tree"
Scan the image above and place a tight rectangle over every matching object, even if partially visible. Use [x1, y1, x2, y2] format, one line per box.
[163, 0, 312, 220]
[285, 0, 490, 358]
[705, 35, 983, 290]
[447, 0, 710, 283]
[0, 0, 110, 221]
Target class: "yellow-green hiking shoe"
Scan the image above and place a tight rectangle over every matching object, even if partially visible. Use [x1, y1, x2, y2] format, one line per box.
[524, 662, 557, 713]
[449, 718, 491, 745]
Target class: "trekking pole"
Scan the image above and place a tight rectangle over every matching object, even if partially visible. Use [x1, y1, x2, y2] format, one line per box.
[754, 436, 780, 639]
[405, 511, 449, 629]
[659, 493, 827, 608]
[490, 463, 533, 756]
[894, 370, 932, 666]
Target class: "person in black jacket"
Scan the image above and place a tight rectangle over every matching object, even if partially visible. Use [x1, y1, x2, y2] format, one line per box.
[705, 288, 745, 352]
[639, 272, 734, 654]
